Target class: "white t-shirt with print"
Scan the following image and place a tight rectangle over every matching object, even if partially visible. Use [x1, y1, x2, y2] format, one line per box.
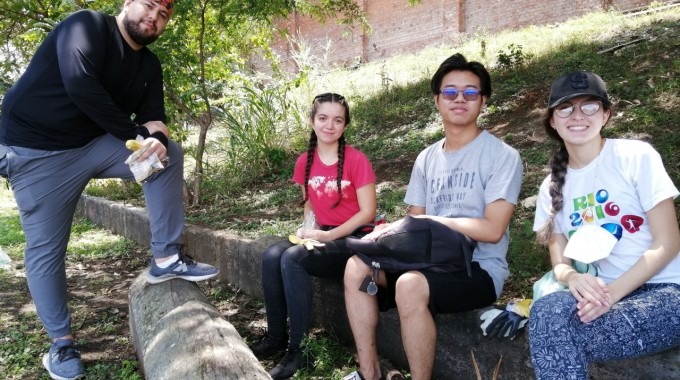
[534, 139, 680, 284]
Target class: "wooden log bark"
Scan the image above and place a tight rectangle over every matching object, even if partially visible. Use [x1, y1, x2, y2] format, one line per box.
[128, 274, 270, 380]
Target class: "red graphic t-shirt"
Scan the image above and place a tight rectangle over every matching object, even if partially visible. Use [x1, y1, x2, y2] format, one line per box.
[293, 145, 375, 227]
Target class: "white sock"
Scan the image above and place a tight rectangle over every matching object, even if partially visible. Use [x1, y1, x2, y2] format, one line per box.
[156, 254, 179, 268]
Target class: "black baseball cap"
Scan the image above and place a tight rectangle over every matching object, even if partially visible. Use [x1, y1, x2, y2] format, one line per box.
[548, 71, 610, 108]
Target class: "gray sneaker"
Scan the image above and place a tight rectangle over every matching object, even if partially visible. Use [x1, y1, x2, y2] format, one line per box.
[42, 339, 85, 380]
[146, 255, 219, 284]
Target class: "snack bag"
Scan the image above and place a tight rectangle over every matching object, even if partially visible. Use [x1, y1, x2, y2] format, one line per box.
[124, 137, 165, 183]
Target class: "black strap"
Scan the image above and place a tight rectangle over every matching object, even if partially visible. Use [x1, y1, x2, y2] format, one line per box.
[461, 235, 475, 277]
[349, 223, 376, 236]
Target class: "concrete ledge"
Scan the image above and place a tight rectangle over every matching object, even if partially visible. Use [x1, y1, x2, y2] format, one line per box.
[77, 195, 680, 379]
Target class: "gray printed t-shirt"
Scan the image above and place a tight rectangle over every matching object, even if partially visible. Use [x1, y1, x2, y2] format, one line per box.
[404, 130, 523, 297]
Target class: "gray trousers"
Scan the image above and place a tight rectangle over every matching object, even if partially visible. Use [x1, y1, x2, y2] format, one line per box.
[0, 134, 184, 338]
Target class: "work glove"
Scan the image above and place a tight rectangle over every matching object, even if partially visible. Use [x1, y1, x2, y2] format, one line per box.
[480, 299, 531, 339]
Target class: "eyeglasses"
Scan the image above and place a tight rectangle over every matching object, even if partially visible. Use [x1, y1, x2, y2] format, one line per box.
[439, 88, 481, 101]
[554, 100, 602, 118]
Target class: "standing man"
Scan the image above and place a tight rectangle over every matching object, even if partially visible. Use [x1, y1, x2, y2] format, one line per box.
[0, 1, 218, 379]
[342, 53, 523, 380]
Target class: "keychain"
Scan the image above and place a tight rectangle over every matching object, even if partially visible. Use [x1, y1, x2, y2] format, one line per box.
[359, 261, 380, 296]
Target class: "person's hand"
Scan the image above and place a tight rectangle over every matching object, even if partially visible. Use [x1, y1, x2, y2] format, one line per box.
[296, 228, 331, 243]
[140, 121, 169, 161]
[567, 273, 610, 309]
[577, 295, 612, 323]
[137, 138, 167, 162]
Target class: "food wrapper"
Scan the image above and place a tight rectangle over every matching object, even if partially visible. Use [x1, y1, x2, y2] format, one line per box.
[303, 211, 320, 231]
[124, 141, 165, 183]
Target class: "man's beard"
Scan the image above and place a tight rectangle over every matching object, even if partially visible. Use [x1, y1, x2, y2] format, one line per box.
[123, 16, 159, 46]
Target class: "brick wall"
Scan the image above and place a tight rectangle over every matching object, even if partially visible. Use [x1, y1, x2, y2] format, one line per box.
[267, 0, 658, 71]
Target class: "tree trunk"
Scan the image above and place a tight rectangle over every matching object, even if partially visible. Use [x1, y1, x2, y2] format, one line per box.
[128, 274, 270, 380]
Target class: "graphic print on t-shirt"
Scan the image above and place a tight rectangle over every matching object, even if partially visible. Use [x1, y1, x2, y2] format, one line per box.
[568, 187, 644, 239]
[428, 167, 476, 213]
[308, 175, 350, 200]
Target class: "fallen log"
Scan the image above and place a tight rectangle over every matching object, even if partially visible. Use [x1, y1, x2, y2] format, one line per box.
[128, 274, 270, 380]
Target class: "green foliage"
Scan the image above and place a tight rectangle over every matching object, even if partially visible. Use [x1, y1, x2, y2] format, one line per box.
[0, 318, 47, 379]
[351, 79, 433, 133]
[296, 333, 355, 379]
[496, 44, 530, 71]
[85, 179, 143, 201]
[67, 217, 137, 259]
[0, 215, 24, 247]
[377, 188, 408, 222]
[0, 188, 24, 249]
[218, 86, 300, 187]
[86, 360, 142, 380]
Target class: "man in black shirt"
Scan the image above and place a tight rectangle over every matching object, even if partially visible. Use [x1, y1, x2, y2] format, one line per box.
[0, 1, 218, 379]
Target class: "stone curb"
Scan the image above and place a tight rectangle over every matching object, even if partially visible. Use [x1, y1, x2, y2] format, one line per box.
[77, 195, 680, 379]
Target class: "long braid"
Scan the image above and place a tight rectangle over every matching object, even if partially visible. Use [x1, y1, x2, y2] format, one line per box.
[331, 135, 346, 209]
[537, 143, 569, 245]
[300, 131, 317, 206]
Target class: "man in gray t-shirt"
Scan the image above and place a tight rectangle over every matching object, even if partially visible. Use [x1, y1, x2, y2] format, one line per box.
[343, 53, 523, 380]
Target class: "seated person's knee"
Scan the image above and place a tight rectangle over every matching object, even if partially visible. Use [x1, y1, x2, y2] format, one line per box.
[394, 272, 429, 312]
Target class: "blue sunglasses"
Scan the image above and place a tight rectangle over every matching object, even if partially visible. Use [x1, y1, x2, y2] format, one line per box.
[440, 88, 481, 101]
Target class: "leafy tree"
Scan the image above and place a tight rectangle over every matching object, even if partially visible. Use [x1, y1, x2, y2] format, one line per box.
[0, 0, 374, 205]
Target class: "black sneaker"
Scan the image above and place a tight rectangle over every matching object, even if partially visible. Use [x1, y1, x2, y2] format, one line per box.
[248, 334, 288, 359]
[268, 347, 302, 380]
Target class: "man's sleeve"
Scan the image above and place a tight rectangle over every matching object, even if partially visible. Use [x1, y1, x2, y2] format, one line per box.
[56, 11, 143, 140]
[485, 146, 523, 206]
[404, 150, 428, 208]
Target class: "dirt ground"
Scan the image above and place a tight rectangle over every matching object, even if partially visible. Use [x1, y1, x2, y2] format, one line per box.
[0, 199, 268, 379]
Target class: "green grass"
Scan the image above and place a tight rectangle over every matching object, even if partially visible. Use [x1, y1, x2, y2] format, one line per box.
[0, 186, 143, 380]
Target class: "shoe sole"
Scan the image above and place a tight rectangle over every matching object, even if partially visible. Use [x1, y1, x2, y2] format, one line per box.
[252, 347, 287, 360]
[42, 354, 85, 380]
[145, 270, 219, 284]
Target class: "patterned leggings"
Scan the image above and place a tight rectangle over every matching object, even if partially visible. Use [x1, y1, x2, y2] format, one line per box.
[528, 283, 680, 379]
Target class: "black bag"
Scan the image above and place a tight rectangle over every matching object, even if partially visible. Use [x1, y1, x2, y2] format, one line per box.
[346, 215, 476, 277]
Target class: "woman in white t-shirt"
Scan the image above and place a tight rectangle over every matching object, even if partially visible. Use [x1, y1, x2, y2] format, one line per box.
[529, 71, 680, 379]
